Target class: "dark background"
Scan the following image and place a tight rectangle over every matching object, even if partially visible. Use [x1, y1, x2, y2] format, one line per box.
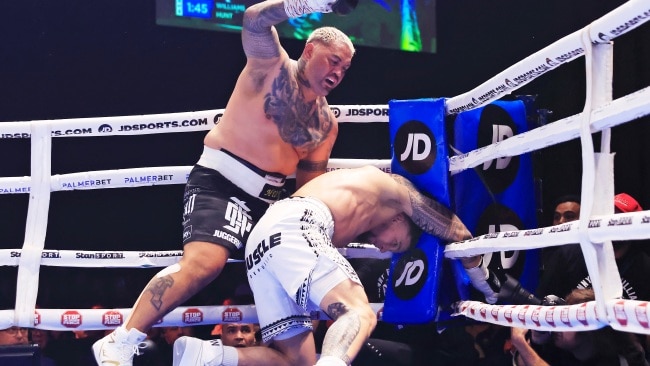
[0, 1, 648, 308]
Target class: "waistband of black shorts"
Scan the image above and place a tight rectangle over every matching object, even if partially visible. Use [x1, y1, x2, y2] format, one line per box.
[197, 146, 286, 203]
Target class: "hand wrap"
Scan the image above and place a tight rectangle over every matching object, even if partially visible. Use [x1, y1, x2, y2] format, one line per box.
[464, 258, 500, 304]
[284, 0, 357, 18]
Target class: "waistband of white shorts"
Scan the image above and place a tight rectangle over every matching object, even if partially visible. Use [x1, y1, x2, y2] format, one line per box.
[275, 196, 334, 234]
[197, 146, 286, 203]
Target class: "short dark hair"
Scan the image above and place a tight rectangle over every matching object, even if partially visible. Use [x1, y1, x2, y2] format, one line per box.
[552, 194, 581, 209]
[355, 214, 422, 252]
[355, 231, 371, 245]
[406, 216, 423, 250]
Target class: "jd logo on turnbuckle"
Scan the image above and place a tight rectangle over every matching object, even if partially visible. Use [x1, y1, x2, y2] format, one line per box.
[393, 120, 436, 174]
[391, 248, 428, 300]
[477, 104, 520, 193]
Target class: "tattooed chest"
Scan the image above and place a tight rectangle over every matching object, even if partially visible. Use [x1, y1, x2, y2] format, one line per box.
[277, 112, 331, 151]
[263, 66, 333, 149]
[264, 95, 333, 150]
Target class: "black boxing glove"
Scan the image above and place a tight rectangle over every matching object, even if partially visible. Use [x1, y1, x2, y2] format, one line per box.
[465, 259, 544, 305]
[497, 272, 543, 305]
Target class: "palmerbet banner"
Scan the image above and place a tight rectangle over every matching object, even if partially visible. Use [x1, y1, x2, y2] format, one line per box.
[452, 100, 539, 294]
[383, 98, 449, 324]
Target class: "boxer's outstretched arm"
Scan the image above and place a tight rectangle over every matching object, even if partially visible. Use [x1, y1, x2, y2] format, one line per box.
[242, 0, 287, 59]
[390, 174, 498, 301]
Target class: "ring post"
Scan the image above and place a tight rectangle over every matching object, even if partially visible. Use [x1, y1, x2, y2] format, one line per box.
[383, 98, 449, 324]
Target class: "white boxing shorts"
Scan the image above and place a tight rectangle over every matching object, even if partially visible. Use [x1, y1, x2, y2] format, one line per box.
[245, 196, 361, 344]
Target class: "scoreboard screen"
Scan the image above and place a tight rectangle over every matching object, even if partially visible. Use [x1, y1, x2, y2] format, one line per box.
[156, 0, 437, 53]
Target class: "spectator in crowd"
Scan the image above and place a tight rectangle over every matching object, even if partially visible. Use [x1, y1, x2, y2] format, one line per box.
[537, 193, 650, 301]
[30, 328, 59, 366]
[512, 192, 650, 365]
[551, 194, 581, 225]
[0, 326, 58, 366]
[536, 194, 581, 297]
[212, 294, 261, 348]
[216, 323, 259, 348]
[0, 326, 29, 346]
[1, 297, 56, 366]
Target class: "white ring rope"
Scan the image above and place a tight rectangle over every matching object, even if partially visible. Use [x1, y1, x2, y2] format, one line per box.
[0, 0, 649, 332]
[445, 0, 649, 115]
[446, 0, 650, 335]
[0, 160, 392, 194]
[0, 303, 385, 332]
[0, 105, 389, 139]
[445, 211, 650, 258]
[0, 243, 390, 269]
[448, 85, 650, 175]
[453, 299, 650, 334]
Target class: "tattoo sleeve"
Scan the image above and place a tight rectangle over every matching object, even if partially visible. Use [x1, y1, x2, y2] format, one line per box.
[390, 174, 472, 242]
[321, 302, 357, 365]
[242, 2, 287, 59]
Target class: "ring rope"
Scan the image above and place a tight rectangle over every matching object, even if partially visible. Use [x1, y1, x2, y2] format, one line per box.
[0, 159, 391, 194]
[0, 303, 385, 332]
[447, 3, 650, 332]
[0, 243, 390, 269]
[0, 105, 389, 139]
[445, 0, 649, 114]
[444, 211, 650, 258]
[453, 299, 650, 334]
[448, 85, 650, 175]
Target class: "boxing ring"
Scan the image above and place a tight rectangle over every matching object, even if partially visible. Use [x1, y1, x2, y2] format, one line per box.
[1, 0, 650, 336]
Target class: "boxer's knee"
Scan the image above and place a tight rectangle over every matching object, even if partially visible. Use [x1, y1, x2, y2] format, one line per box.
[179, 241, 229, 282]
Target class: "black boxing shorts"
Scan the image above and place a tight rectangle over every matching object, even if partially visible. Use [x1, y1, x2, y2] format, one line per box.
[181, 146, 287, 259]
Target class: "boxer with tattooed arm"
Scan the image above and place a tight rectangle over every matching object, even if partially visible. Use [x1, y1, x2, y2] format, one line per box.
[93, 0, 356, 364]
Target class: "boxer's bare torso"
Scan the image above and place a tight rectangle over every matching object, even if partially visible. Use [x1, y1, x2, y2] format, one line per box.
[205, 8, 353, 186]
[293, 166, 411, 247]
[293, 166, 473, 251]
[205, 58, 337, 177]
